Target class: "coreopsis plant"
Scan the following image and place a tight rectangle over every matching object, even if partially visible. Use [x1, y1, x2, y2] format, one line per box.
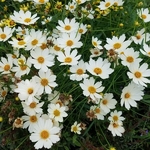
[0, 0, 150, 150]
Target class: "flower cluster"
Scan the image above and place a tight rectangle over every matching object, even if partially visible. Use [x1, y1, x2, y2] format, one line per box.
[0, 0, 150, 149]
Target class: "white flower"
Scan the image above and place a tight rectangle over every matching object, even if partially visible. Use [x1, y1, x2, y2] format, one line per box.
[86, 58, 114, 79]
[21, 99, 44, 115]
[0, 26, 15, 42]
[137, 8, 150, 23]
[65, 1, 77, 13]
[127, 62, 150, 87]
[120, 82, 144, 110]
[56, 17, 79, 33]
[14, 78, 40, 104]
[100, 93, 117, 113]
[30, 48, 54, 72]
[90, 105, 106, 120]
[10, 10, 39, 25]
[71, 121, 82, 134]
[120, 48, 142, 67]
[57, 49, 81, 65]
[108, 110, 125, 123]
[34, 69, 58, 95]
[78, 23, 87, 35]
[80, 77, 105, 100]
[0, 56, 13, 74]
[140, 43, 150, 57]
[33, 0, 49, 4]
[98, 0, 115, 10]
[57, 32, 83, 51]
[22, 114, 41, 133]
[114, 0, 124, 6]
[29, 118, 60, 149]
[108, 121, 125, 136]
[92, 36, 103, 49]
[48, 103, 68, 122]
[11, 55, 31, 77]
[69, 60, 89, 81]
[104, 34, 131, 54]
[90, 48, 103, 58]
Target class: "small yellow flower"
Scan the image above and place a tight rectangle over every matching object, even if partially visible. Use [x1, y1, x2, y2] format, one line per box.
[109, 147, 116, 150]
[0, 116, 3, 122]
[15, 97, 20, 101]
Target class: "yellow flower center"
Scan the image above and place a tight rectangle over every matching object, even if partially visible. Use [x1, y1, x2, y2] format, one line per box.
[124, 92, 130, 99]
[92, 41, 97, 47]
[64, 57, 72, 63]
[94, 67, 102, 74]
[54, 45, 61, 51]
[40, 43, 47, 50]
[76, 68, 84, 75]
[113, 122, 119, 128]
[30, 115, 37, 122]
[88, 86, 96, 94]
[41, 78, 48, 86]
[29, 102, 37, 108]
[0, 33, 6, 39]
[113, 43, 121, 49]
[28, 88, 33, 94]
[65, 25, 71, 31]
[66, 40, 73, 46]
[54, 109, 60, 116]
[20, 65, 27, 70]
[4, 64, 10, 71]
[40, 130, 49, 139]
[95, 108, 100, 113]
[31, 39, 38, 46]
[39, 0, 44, 3]
[141, 14, 147, 19]
[113, 115, 118, 121]
[70, 5, 74, 9]
[78, 28, 83, 33]
[134, 71, 142, 78]
[105, 2, 111, 7]
[1, 90, 7, 97]
[24, 18, 31, 23]
[37, 56, 44, 64]
[126, 56, 134, 63]
[136, 34, 141, 39]
[18, 40, 26, 45]
[15, 118, 22, 125]
[102, 99, 108, 105]
[73, 126, 77, 132]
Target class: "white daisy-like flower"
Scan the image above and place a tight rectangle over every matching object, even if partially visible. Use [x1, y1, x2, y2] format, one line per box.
[98, 0, 115, 10]
[104, 34, 132, 54]
[127, 62, 150, 87]
[108, 121, 125, 136]
[56, 17, 79, 33]
[25, 29, 47, 51]
[14, 78, 40, 104]
[65, 1, 77, 13]
[0, 86, 8, 102]
[90, 48, 103, 58]
[57, 32, 83, 51]
[78, 23, 87, 35]
[30, 48, 54, 72]
[21, 99, 44, 115]
[92, 36, 103, 49]
[120, 48, 142, 67]
[90, 105, 106, 120]
[71, 121, 82, 134]
[100, 93, 117, 113]
[48, 103, 68, 122]
[108, 110, 125, 123]
[86, 58, 114, 79]
[8, 36, 30, 49]
[57, 49, 81, 66]
[73, 0, 87, 5]
[137, 8, 150, 23]
[131, 28, 150, 44]
[10, 10, 39, 25]
[22, 113, 41, 133]
[114, 0, 124, 6]
[33, 0, 49, 4]
[120, 81, 144, 110]
[0, 56, 13, 74]
[81, 7, 95, 19]
[11, 55, 31, 77]
[29, 118, 60, 149]
[79, 77, 105, 100]
[69, 59, 89, 81]
[0, 26, 15, 42]
[140, 43, 150, 57]
[34, 69, 58, 95]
